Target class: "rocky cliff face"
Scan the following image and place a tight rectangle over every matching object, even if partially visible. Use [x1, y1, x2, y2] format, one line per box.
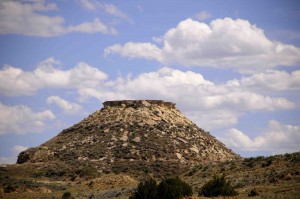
[18, 100, 240, 177]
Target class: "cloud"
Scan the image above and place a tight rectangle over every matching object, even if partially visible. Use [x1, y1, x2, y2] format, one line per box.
[0, 145, 28, 164]
[195, 11, 212, 21]
[0, 58, 295, 130]
[0, 65, 39, 96]
[0, 57, 107, 96]
[79, 0, 97, 11]
[104, 67, 294, 112]
[227, 70, 300, 91]
[79, 0, 132, 23]
[185, 110, 239, 131]
[0, 102, 55, 135]
[0, 1, 116, 36]
[196, 91, 294, 111]
[47, 96, 82, 115]
[75, 67, 294, 130]
[67, 18, 117, 35]
[104, 18, 300, 73]
[104, 42, 162, 61]
[220, 120, 300, 154]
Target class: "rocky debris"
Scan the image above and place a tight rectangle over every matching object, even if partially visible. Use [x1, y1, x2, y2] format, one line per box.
[17, 100, 240, 177]
[17, 148, 38, 164]
[17, 151, 31, 164]
[103, 100, 175, 109]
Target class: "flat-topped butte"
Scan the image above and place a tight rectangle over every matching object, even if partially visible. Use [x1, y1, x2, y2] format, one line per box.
[16, 99, 240, 178]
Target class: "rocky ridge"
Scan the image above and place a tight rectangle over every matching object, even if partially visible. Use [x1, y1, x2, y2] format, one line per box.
[18, 100, 240, 177]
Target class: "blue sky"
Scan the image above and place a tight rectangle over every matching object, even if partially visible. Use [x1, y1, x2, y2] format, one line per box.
[0, 0, 300, 163]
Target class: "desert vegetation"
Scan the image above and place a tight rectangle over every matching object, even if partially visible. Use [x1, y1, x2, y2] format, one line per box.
[198, 174, 237, 197]
[129, 176, 192, 199]
[0, 152, 300, 198]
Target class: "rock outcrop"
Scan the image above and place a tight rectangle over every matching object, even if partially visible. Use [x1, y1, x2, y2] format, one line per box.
[18, 100, 240, 177]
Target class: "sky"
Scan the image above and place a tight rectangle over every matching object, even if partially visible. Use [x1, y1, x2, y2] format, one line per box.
[0, 0, 300, 164]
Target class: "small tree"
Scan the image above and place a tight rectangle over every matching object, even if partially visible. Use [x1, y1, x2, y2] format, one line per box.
[62, 191, 72, 199]
[4, 185, 15, 193]
[129, 178, 158, 199]
[199, 174, 237, 197]
[248, 189, 259, 197]
[157, 176, 193, 199]
[129, 176, 193, 199]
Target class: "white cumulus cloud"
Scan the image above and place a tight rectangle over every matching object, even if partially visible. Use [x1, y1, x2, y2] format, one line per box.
[185, 110, 239, 131]
[0, 57, 108, 96]
[0, 0, 116, 37]
[75, 67, 294, 130]
[108, 67, 294, 112]
[227, 70, 300, 91]
[47, 96, 82, 115]
[220, 120, 300, 154]
[0, 65, 39, 96]
[104, 42, 162, 61]
[105, 18, 300, 73]
[0, 58, 296, 131]
[0, 103, 55, 135]
[67, 18, 117, 34]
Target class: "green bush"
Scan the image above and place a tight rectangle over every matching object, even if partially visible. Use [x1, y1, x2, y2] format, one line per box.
[4, 185, 16, 193]
[75, 166, 98, 178]
[186, 165, 202, 176]
[157, 176, 193, 199]
[62, 191, 71, 199]
[129, 176, 193, 199]
[45, 169, 66, 177]
[129, 178, 158, 199]
[198, 174, 237, 197]
[248, 189, 259, 197]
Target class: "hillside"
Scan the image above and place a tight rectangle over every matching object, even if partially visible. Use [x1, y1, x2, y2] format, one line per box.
[17, 100, 239, 178]
[0, 100, 299, 198]
[0, 152, 299, 198]
[182, 152, 300, 198]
